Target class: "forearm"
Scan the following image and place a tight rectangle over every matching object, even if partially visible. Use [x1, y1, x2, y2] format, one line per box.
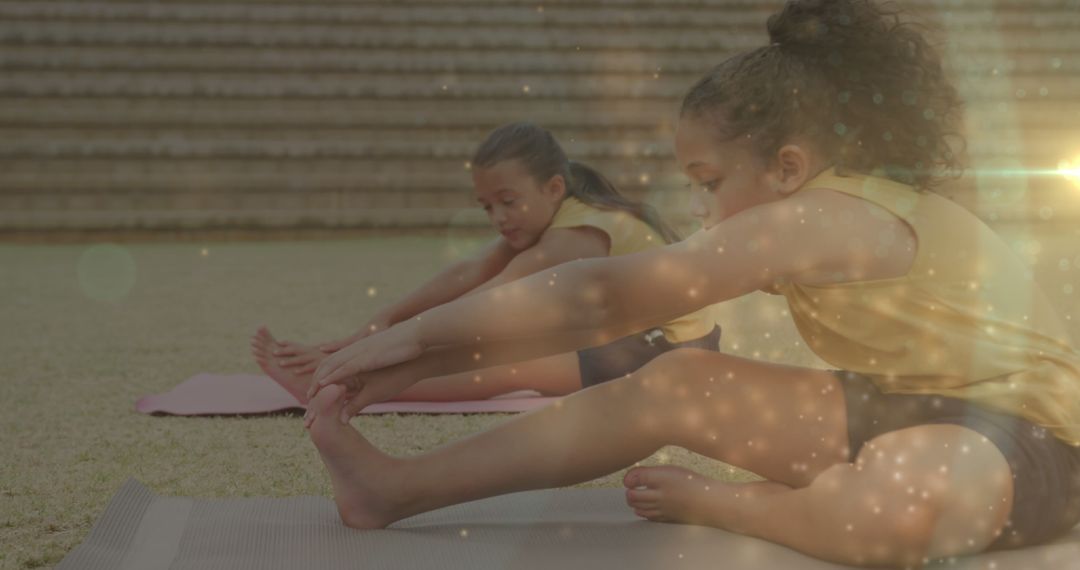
[378, 260, 488, 325]
[370, 332, 599, 386]
[411, 245, 714, 350]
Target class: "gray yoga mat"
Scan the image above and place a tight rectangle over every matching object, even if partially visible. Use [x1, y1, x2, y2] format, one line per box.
[59, 479, 1080, 570]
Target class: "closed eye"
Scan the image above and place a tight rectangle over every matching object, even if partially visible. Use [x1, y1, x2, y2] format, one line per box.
[685, 179, 721, 193]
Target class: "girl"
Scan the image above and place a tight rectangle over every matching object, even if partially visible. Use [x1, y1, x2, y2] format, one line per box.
[303, 0, 1080, 566]
[250, 122, 721, 403]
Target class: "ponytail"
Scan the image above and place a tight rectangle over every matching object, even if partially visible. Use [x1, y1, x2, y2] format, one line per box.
[473, 122, 682, 243]
[567, 161, 682, 244]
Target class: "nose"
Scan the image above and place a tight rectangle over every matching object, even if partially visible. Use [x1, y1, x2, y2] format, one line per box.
[490, 206, 509, 226]
[688, 192, 709, 220]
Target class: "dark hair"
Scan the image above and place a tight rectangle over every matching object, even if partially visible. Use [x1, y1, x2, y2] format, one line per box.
[681, 0, 964, 190]
[471, 122, 682, 243]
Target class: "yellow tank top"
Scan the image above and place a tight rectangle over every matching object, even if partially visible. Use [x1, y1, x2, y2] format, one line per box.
[548, 197, 720, 344]
[774, 168, 1080, 445]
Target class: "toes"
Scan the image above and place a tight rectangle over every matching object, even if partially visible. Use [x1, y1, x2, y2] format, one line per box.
[625, 487, 662, 504]
[624, 466, 699, 490]
[633, 508, 666, 521]
[256, 325, 277, 344]
[628, 499, 659, 512]
[624, 466, 664, 489]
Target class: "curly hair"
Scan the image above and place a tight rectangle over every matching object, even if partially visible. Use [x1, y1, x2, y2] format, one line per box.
[681, 0, 964, 190]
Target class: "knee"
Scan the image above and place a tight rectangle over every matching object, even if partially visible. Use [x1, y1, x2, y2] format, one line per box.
[807, 463, 941, 567]
[843, 428, 1012, 563]
[626, 348, 720, 398]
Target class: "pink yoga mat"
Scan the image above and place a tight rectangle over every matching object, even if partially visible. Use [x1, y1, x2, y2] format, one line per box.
[136, 373, 557, 416]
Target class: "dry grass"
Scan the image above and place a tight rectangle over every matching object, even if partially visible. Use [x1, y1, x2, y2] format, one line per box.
[2, 224, 1077, 569]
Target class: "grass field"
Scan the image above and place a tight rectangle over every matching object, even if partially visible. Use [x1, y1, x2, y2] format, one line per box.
[2, 224, 1077, 569]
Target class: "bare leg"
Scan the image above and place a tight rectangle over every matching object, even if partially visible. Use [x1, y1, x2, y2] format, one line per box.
[625, 425, 1014, 567]
[393, 353, 582, 401]
[310, 346, 1014, 564]
[308, 348, 850, 528]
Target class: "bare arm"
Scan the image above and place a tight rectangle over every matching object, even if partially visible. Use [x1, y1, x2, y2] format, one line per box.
[412, 202, 817, 348]
[369, 238, 517, 327]
[376, 223, 607, 324]
[313, 188, 911, 403]
[462, 226, 609, 298]
[312, 228, 607, 355]
[409, 187, 908, 349]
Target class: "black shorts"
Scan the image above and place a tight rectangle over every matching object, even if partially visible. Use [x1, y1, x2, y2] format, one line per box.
[834, 370, 1080, 550]
[577, 325, 722, 389]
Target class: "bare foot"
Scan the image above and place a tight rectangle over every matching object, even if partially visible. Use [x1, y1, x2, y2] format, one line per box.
[623, 466, 789, 531]
[307, 384, 412, 529]
[250, 326, 321, 404]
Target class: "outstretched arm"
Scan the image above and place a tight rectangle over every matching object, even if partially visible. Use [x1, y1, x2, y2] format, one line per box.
[296, 237, 517, 357]
[364, 238, 517, 329]
[462, 226, 610, 297]
[311, 185, 905, 415]
[315, 226, 607, 354]
[313, 195, 835, 391]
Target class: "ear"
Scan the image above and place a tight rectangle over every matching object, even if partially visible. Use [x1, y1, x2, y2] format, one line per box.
[544, 174, 567, 202]
[769, 144, 814, 196]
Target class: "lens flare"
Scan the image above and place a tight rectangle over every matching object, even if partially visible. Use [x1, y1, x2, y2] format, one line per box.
[1058, 156, 1080, 188]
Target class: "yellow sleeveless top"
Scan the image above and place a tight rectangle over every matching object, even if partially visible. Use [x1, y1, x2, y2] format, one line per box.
[774, 168, 1080, 445]
[549, 197, 720, 344]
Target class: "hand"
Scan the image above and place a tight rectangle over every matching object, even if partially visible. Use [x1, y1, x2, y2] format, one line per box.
[307, 321, 424, 421]
[318, 315, 393, 354]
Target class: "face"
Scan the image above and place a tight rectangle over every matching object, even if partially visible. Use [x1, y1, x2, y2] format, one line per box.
[472, 159, 565, 250]
[674, 116, 788, 230]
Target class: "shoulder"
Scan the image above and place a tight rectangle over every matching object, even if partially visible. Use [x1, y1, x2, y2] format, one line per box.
[547, 198, 619, 250]
[779, 184, 917, 284]
[533, 225, 610, 260]
[551, 198, 633, 232]
[691, 187, 916, 286]
[549, 197, 593, 228]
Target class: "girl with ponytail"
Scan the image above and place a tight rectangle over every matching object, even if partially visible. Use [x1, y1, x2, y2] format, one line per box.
[253, 122, 721, 403]
[304, 2, 1080, 564]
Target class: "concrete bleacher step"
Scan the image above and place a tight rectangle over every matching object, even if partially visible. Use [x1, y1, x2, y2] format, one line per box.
[0, 128, 1072, 163]
[2, 97, 1077, 129]
[5, 71, 1080, 101]
[5, 20, 1079, 52]
[4, 45, 1080, 76]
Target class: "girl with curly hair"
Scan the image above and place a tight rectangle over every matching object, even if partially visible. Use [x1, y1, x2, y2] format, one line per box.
[302, 1, 1080, 565]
